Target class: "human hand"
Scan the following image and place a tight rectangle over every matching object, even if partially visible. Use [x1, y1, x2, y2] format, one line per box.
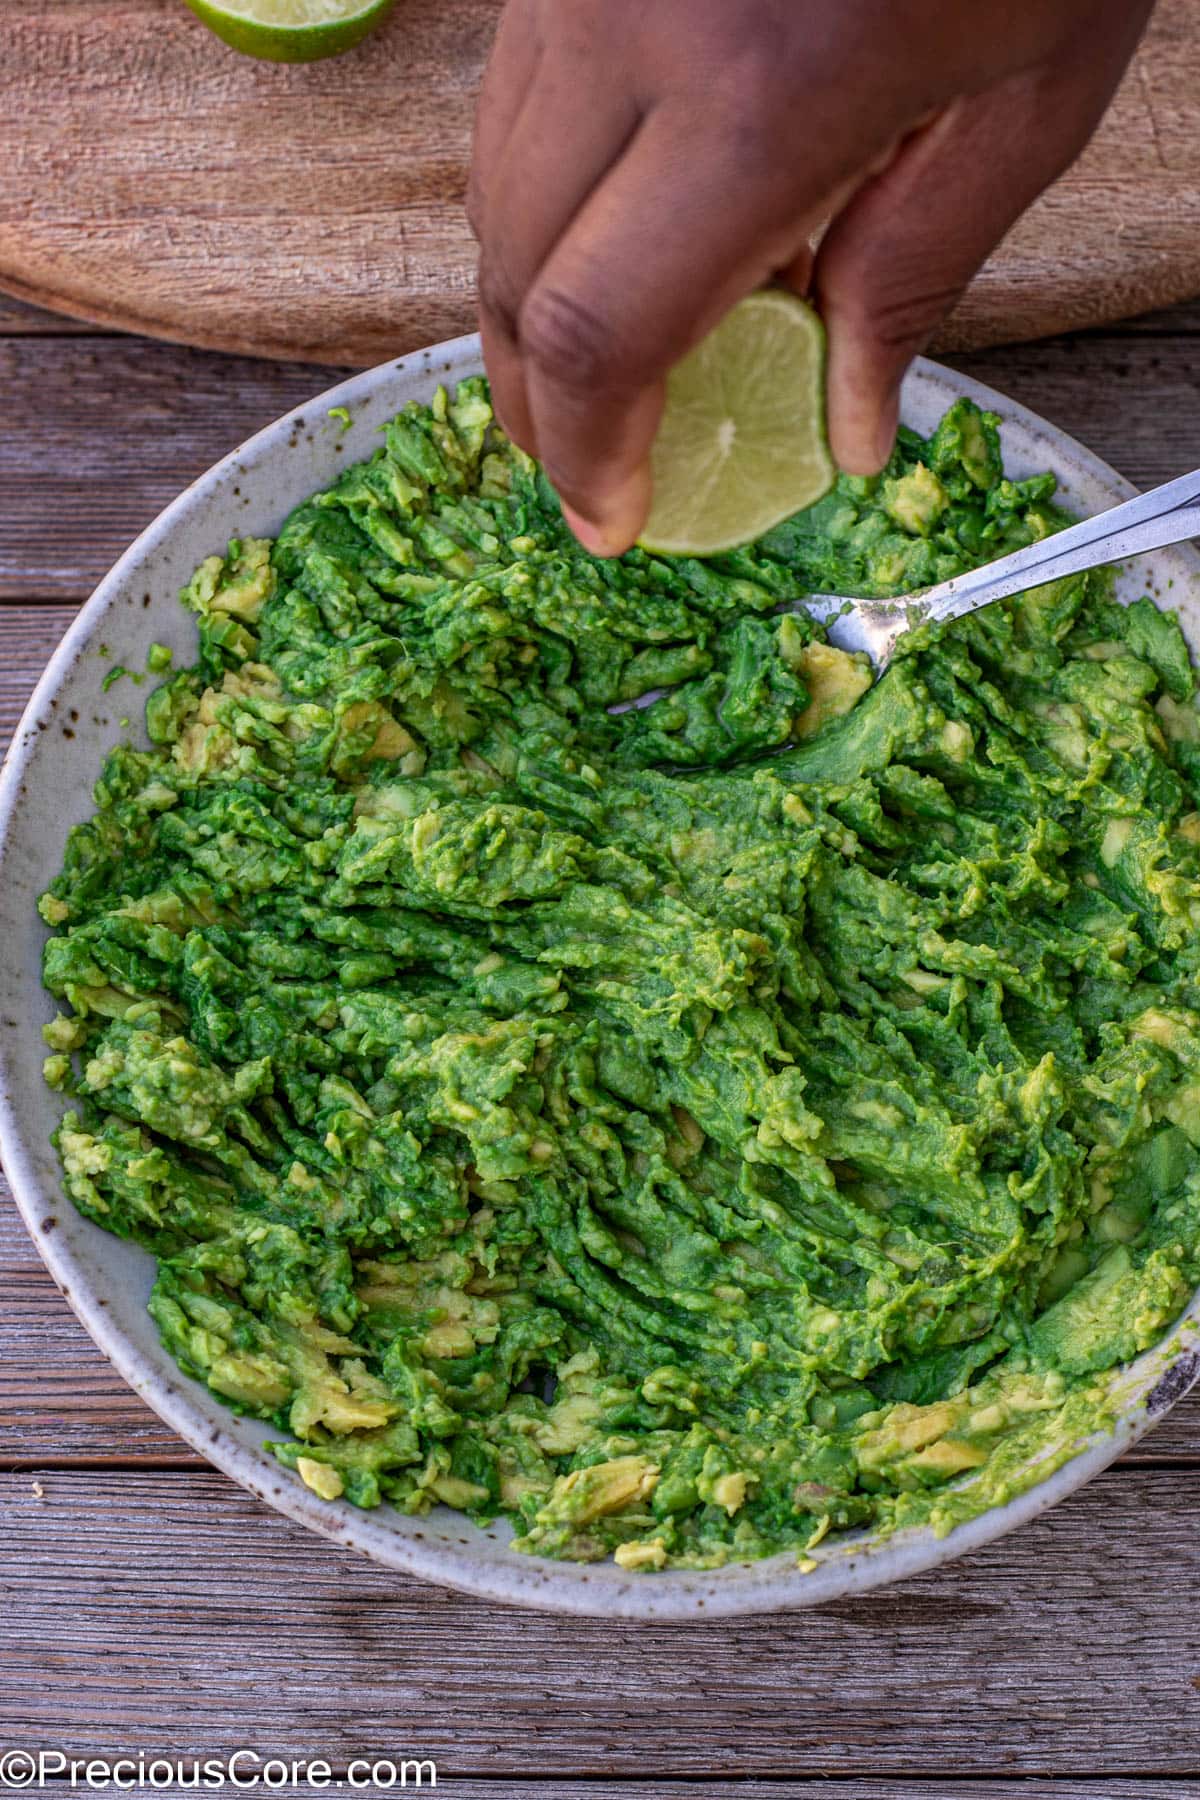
[467, 0, 1152, 555]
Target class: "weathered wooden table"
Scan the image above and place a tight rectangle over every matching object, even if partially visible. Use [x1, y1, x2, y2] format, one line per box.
[3, 291, 1200, 1798]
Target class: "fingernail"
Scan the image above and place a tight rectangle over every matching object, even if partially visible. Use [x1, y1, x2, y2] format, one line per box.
[562, 504, 620, 558]
[561, 467, 650, 559]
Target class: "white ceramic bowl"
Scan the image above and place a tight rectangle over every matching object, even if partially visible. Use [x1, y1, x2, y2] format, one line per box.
[3, 338, 1199, 1619]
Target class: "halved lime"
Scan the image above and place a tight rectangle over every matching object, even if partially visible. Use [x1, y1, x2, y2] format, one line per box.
[640, 290, 835, 558]
[183, 0, 396, 62]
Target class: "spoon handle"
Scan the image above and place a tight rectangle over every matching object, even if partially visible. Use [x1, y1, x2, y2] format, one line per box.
[919, 466, 1200, 627]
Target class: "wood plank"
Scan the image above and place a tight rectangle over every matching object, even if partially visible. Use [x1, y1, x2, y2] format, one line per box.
[936, 0, 1200, 350]
[2, 275, 1199, 348]
[944, 335, 1200, 489]
[2, 0, 1199, 364]
[482, 1790, 1194, 1799]
[4, 329, 1200, 603]
[0, 291, 114, 335]
[0, 1190, 202, 1463]
[17, 1786, 1200, 1800]
[1096, 298, 1200, 335]
[0, 604, 76, 736]
[3, 1465, 1200, 1774]
[6, 288, 1200, 1781]
[14, 1778, 1200, 1792]
[0, 339, 339, 600]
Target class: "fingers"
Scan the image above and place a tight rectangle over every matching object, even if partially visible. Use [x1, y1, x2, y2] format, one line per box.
[473, 42, 642, 453]
[814, 6, 1152, 475]
[469, 2, 888, 554]
[515, 103, 833, 552]
[469, 3, 548, 447]
[467, 1, 542, 239]
[469, 0, 1149, 549]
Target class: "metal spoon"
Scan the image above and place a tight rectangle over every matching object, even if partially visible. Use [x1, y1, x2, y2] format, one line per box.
[611, 464, 1200, 714]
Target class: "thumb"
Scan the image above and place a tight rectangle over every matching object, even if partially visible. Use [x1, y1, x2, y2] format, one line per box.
[812, 6, 1150, 476]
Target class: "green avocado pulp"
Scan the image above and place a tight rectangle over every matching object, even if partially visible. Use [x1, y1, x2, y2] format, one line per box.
[39, 382, 1200, 1571]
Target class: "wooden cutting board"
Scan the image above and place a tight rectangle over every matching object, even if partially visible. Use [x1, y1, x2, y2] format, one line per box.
[1, 0, 1197, 366]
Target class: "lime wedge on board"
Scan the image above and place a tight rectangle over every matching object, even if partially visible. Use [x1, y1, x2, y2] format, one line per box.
[183, 0, 395, 62]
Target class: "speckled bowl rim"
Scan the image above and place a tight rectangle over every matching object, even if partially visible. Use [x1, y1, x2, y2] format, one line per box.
[2, 337, 1199, 1620]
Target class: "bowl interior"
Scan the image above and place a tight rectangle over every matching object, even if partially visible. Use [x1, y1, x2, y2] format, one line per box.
[2, 340, 1199, 1619]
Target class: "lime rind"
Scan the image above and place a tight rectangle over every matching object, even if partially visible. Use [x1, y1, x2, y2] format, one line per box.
[183, 0, 395, 62]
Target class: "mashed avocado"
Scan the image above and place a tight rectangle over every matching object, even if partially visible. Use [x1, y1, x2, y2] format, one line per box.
[38, 382, 1200, 1569]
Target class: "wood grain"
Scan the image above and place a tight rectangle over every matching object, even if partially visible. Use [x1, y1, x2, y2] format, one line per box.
[4, 280, 1200, 345]
[0, 291, 113, 335]
[3, 328, 1200, 603]
[0, 1187, 203, 1464]
[0, 606, 76, 728]
[4, 1465, 1200, 1775]
[10, 1786, 1200, 1800]
[19, 1787, 1200, 1799]
[0, 339, 338, 599]
[1, 0, 1199, 365]
[1099, 298, 1200, 335]
[0, 0, 492, 365]
[939, 0, 1200, 350]
[948, 334, 1200, 487]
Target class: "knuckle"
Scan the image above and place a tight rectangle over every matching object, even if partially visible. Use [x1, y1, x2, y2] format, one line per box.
[720, 52, 783, 120]
[821, 236, 968, 358]
[476, 256, 522, 341]
[865, 281, 965, 354]
[700, 93, 793, 203]
[464, 173, 486, 243]
[519, 281, 634, 391]
[723, 109, 780, 180]
[711, 24, 796, 134]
